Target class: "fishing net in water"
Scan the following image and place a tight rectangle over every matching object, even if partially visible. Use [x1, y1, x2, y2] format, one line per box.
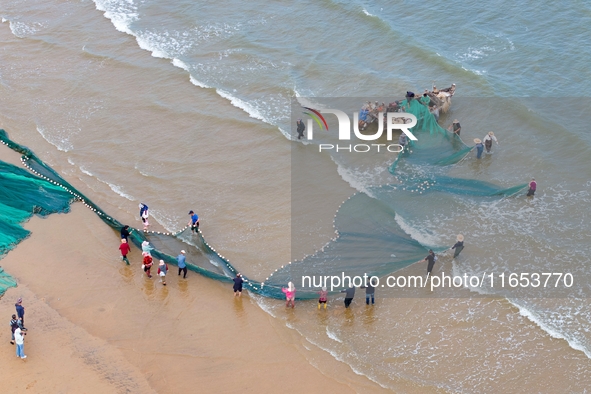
[389, 99, 474, 174]
[1, 103, 526, 299]
[262, 97, 526, 299]
[262, 179, 526, 299]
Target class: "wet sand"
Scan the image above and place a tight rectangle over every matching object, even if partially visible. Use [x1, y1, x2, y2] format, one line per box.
[0, 202, 387, 393]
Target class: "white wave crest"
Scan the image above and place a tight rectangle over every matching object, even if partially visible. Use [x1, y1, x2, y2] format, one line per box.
[509, 299, 591, 359]
[92, 0, 138, 35]
[7, 20, 43, 38]
[36, 126, 72, 152]
[394, 213, 442, 248]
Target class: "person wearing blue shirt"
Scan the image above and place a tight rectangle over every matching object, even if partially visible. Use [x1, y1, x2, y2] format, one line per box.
[188, 210, 199, 233]
[177, 250, 187, 278]
[474, 138, 484, 159]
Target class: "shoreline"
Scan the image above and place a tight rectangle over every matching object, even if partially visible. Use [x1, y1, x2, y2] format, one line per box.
[0, 200, 387, 393]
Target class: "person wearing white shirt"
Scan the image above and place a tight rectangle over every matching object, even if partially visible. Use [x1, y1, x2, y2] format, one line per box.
[483, 131, 499, 153]
[14, 327, 26, 359]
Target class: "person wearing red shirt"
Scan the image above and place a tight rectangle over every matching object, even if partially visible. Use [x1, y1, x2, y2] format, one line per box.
[142, 253, 153, 278]
[119, 239, 131, 265]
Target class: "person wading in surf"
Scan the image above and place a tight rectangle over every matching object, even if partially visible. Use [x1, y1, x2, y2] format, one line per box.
[483, 131, 498, 153]
[452, 234, 465, 258]
[139, 203, 149, 223]
[527, 178, 537, 198]
[474, 138, 484, 159]
[282, 282, 296, 308]
[120, 225, 131, 242]
[448, 119, 461, 136]
[296, 119, 306, 140]
[188, 210, 199, 233]
[177, 250, 187, 278]
[119, 238, 131, 265]
[142, 252, 153, 278]
[317, 287, 328, 309]
[341, 285, 356, 308]
[233, 273, 244, 297]
[423, 250, 437, 278]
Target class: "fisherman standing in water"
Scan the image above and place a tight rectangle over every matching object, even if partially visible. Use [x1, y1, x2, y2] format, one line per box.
[527, 178, 537, 198]
[139, 203, 149, 222]
[483, 131, 499, 153]
[296, 119, 305, 140]
[119, 239, 131, 265]
[474, 138, 484, 159]
[317, 287, 328, 309]
[361, 282, 376, 305]
[188, 210, 199, 233]
[142, 252, 153, 278]
[451, 234, 464, 258]
[177, 250, 187, 278]
[233, 273, 244, 297]
[157, 260, 168, 285]
[422, 250, 437, 278]
[398, 133, 407, 150]
[120, 225, 131, 242]
[341, 285, 356, 308]
[282, 282, 296, 308]
[142, 240, 153, 254]
[448, 119, 461, 136]
[142, 209, 150, 231]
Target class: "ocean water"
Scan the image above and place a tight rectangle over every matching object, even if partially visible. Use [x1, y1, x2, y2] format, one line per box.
[2, 0, 591, 391]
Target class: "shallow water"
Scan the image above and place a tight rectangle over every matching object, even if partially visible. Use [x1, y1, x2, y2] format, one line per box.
[2, 0, 591, 391]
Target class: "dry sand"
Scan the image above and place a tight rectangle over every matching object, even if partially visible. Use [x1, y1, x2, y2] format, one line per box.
[0, 201, 386, 393]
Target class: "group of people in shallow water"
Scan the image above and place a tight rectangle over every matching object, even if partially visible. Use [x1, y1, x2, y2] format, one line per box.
[117, 205, 199, 286]
[126, 127, 534, 302]
[273, 233, 466, 309]
[356, 85, 539, 199]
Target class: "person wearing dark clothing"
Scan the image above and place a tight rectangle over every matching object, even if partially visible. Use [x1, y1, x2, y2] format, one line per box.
[452, 234, 465, 258]
[10, 314, 21, 345]
[341, 286, 356, 308]
[448, 119, 461, 136]
[483, 131, 498, 153]
[527, 178, 537, 197]
[361, 283, 375, 305]
[15, 298, 25, 328]
[120, 225, 131, 242]
[423, 250, 437, 276]
[233, 273, 244, 297]
[296, 119, 306, 140]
